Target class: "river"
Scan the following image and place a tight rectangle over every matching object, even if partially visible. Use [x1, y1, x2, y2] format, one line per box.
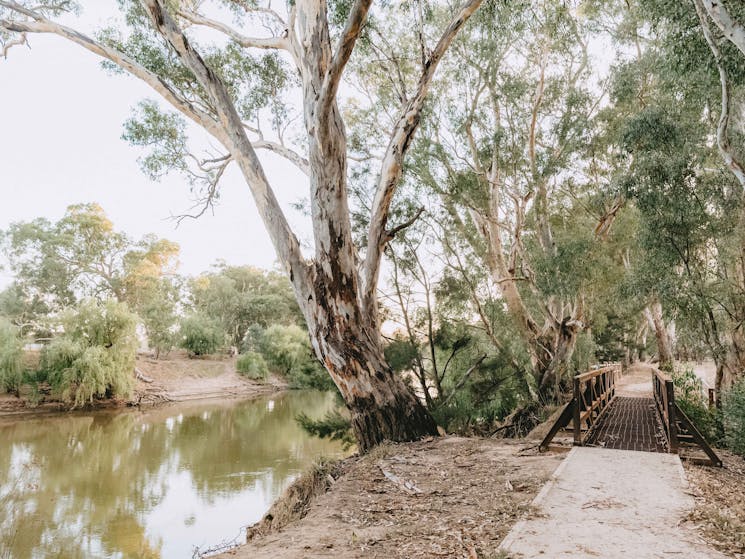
[0, 391, 347, 559]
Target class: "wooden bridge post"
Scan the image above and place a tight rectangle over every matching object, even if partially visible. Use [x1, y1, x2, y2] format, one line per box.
[665, 379, 679, 453]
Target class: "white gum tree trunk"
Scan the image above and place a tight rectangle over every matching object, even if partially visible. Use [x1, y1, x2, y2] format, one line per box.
[0, 0, 483, 450]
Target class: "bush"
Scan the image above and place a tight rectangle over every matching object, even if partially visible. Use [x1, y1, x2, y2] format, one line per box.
[236, 351, 268, 380]
[0, 318, 23, 394]
[256, 324, 334, 390]
[672, 367, 721, 444]
[723, 378, 745, 457]
[41, 299, 138, 408]
[179, 313, 224, 356]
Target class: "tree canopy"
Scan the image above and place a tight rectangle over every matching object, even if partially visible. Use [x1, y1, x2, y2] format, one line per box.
[1, 0, 745, 450]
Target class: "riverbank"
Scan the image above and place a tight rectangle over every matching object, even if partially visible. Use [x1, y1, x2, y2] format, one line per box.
[217, 436, 567, 559]
[214, 436, 744, 559]
[0, 351, 287, 419]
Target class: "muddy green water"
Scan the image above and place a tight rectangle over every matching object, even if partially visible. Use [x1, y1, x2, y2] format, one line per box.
[0, 391, 346, 559]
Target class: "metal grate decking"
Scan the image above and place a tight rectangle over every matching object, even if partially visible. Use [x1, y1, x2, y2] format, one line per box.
[584, 396, 667, 453]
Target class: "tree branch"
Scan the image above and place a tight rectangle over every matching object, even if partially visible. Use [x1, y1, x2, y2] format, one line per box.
[138, 0, 308, 283]
[0, 1, 219, 136]
[385, 207, 425, 242]
[441, 354, 486, 406]
[700, 0, 745, 57]
[177, 8, 294, 55]
[317, 0, 372, 120]
[252, 140, 310, 175]
[0, 28, 26, 57]
[694, 0, 745, 188]
[362, 0, 484, 317]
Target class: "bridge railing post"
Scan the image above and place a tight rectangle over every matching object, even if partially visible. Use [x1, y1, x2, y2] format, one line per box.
[665, 378, 679, 453]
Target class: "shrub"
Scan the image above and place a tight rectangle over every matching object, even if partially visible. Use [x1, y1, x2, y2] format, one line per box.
[179, 313, 224, 356]
[0, 318, 23, 395]
[257, 324, 334, 390]
[236, 351, 268, 380]
[42, 299, 137, 407]
[723, 378, 745, 457]
[672, 367, 721, 444]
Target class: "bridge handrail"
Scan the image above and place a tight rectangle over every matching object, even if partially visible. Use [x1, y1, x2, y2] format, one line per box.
[572, 363, 621, 446]
[538, 363, 622, 451]
[653, 369, 678, 452]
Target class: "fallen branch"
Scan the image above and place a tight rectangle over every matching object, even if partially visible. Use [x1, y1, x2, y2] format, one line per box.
[135, 368, 154, 383]
[377, 463, 423, 494]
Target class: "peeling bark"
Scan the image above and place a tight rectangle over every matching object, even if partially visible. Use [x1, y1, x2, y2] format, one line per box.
[0, 0, 482, 450]
[700, 0, 745, 57]
[643, 301, 674, 370]
[694, 0, 745, 188]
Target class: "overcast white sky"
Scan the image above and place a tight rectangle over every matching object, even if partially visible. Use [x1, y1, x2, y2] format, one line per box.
[0, 3, 309, 287]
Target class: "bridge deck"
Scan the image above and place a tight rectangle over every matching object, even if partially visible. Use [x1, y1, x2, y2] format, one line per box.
[584, 396, 667, 453]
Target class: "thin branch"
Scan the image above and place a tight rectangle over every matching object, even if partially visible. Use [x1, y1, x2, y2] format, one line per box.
[175, 156, 233, 224]
[362, 0, 484, 317]
[441, 354, 486, 406]
[317, 0, 372, 120]
[138, 0, 307, 281]
[177, 9, 292, 52]
[0, 29, 26, 57]
[701, 0, 745, 57]
[252, 140, 310, 175]
[0, 1, 219, 137]
[385, 207, 425, 242]
[694, 0, 745, 188]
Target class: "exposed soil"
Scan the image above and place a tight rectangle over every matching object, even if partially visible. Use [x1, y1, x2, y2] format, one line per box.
[684, 451, 745, 558]
[217, 437, 567, 559]
[0, 350, 286, 419]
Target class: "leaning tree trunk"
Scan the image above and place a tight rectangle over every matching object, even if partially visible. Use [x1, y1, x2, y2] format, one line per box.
[0, 0, 486, 452]
[644, 301, 674, 370]
[533, 317, 583, 402]
[301, 272, 438, 452]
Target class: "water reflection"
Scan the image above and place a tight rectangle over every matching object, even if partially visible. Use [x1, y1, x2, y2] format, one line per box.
[0, 391, 345, 559]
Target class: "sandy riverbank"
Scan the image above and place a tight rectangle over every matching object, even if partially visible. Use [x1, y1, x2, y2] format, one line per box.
[0, 350, 287, 419]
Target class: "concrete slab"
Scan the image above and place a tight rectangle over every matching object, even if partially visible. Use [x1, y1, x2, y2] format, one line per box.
[499, 447, 725, 558]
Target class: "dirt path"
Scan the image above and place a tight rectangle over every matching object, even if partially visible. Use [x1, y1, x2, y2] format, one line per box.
[616, 363, 656, 396]
[499, 446, 727, 558]
[218, 438, 566, 559]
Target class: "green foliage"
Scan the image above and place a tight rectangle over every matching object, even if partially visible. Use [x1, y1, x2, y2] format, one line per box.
[432, 331, 532, 434]
[384, 336, 419, 373]
[253, 324, 333, 390]
[296, 410, 355, 450]
[723, 378, 745, 457]
[41, 299, 137, 408]
[672, 367, 721, 444]
[236, 351, 268, 381]
[0, 318, 23, 394]
[138, 277, 180, 358]
[178, 313, 224, 356]
[1, 203, 180, 342]
[190, 264, 301, 347]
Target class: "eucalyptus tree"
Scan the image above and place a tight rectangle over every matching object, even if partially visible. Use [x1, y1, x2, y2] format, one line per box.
[189, 264, 300, 347]
[699, 0, 745, 57]
[0, 0, 484, 449]
[612, 0, 745, 392]
[396, 1, 615, 401]
[2, 203, 180, 312]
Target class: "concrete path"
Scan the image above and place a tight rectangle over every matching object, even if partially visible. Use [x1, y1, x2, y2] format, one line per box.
[499, 447, 725, 558]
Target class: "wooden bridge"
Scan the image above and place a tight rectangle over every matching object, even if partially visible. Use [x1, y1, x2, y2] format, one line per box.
[539, 364, 722, 467]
